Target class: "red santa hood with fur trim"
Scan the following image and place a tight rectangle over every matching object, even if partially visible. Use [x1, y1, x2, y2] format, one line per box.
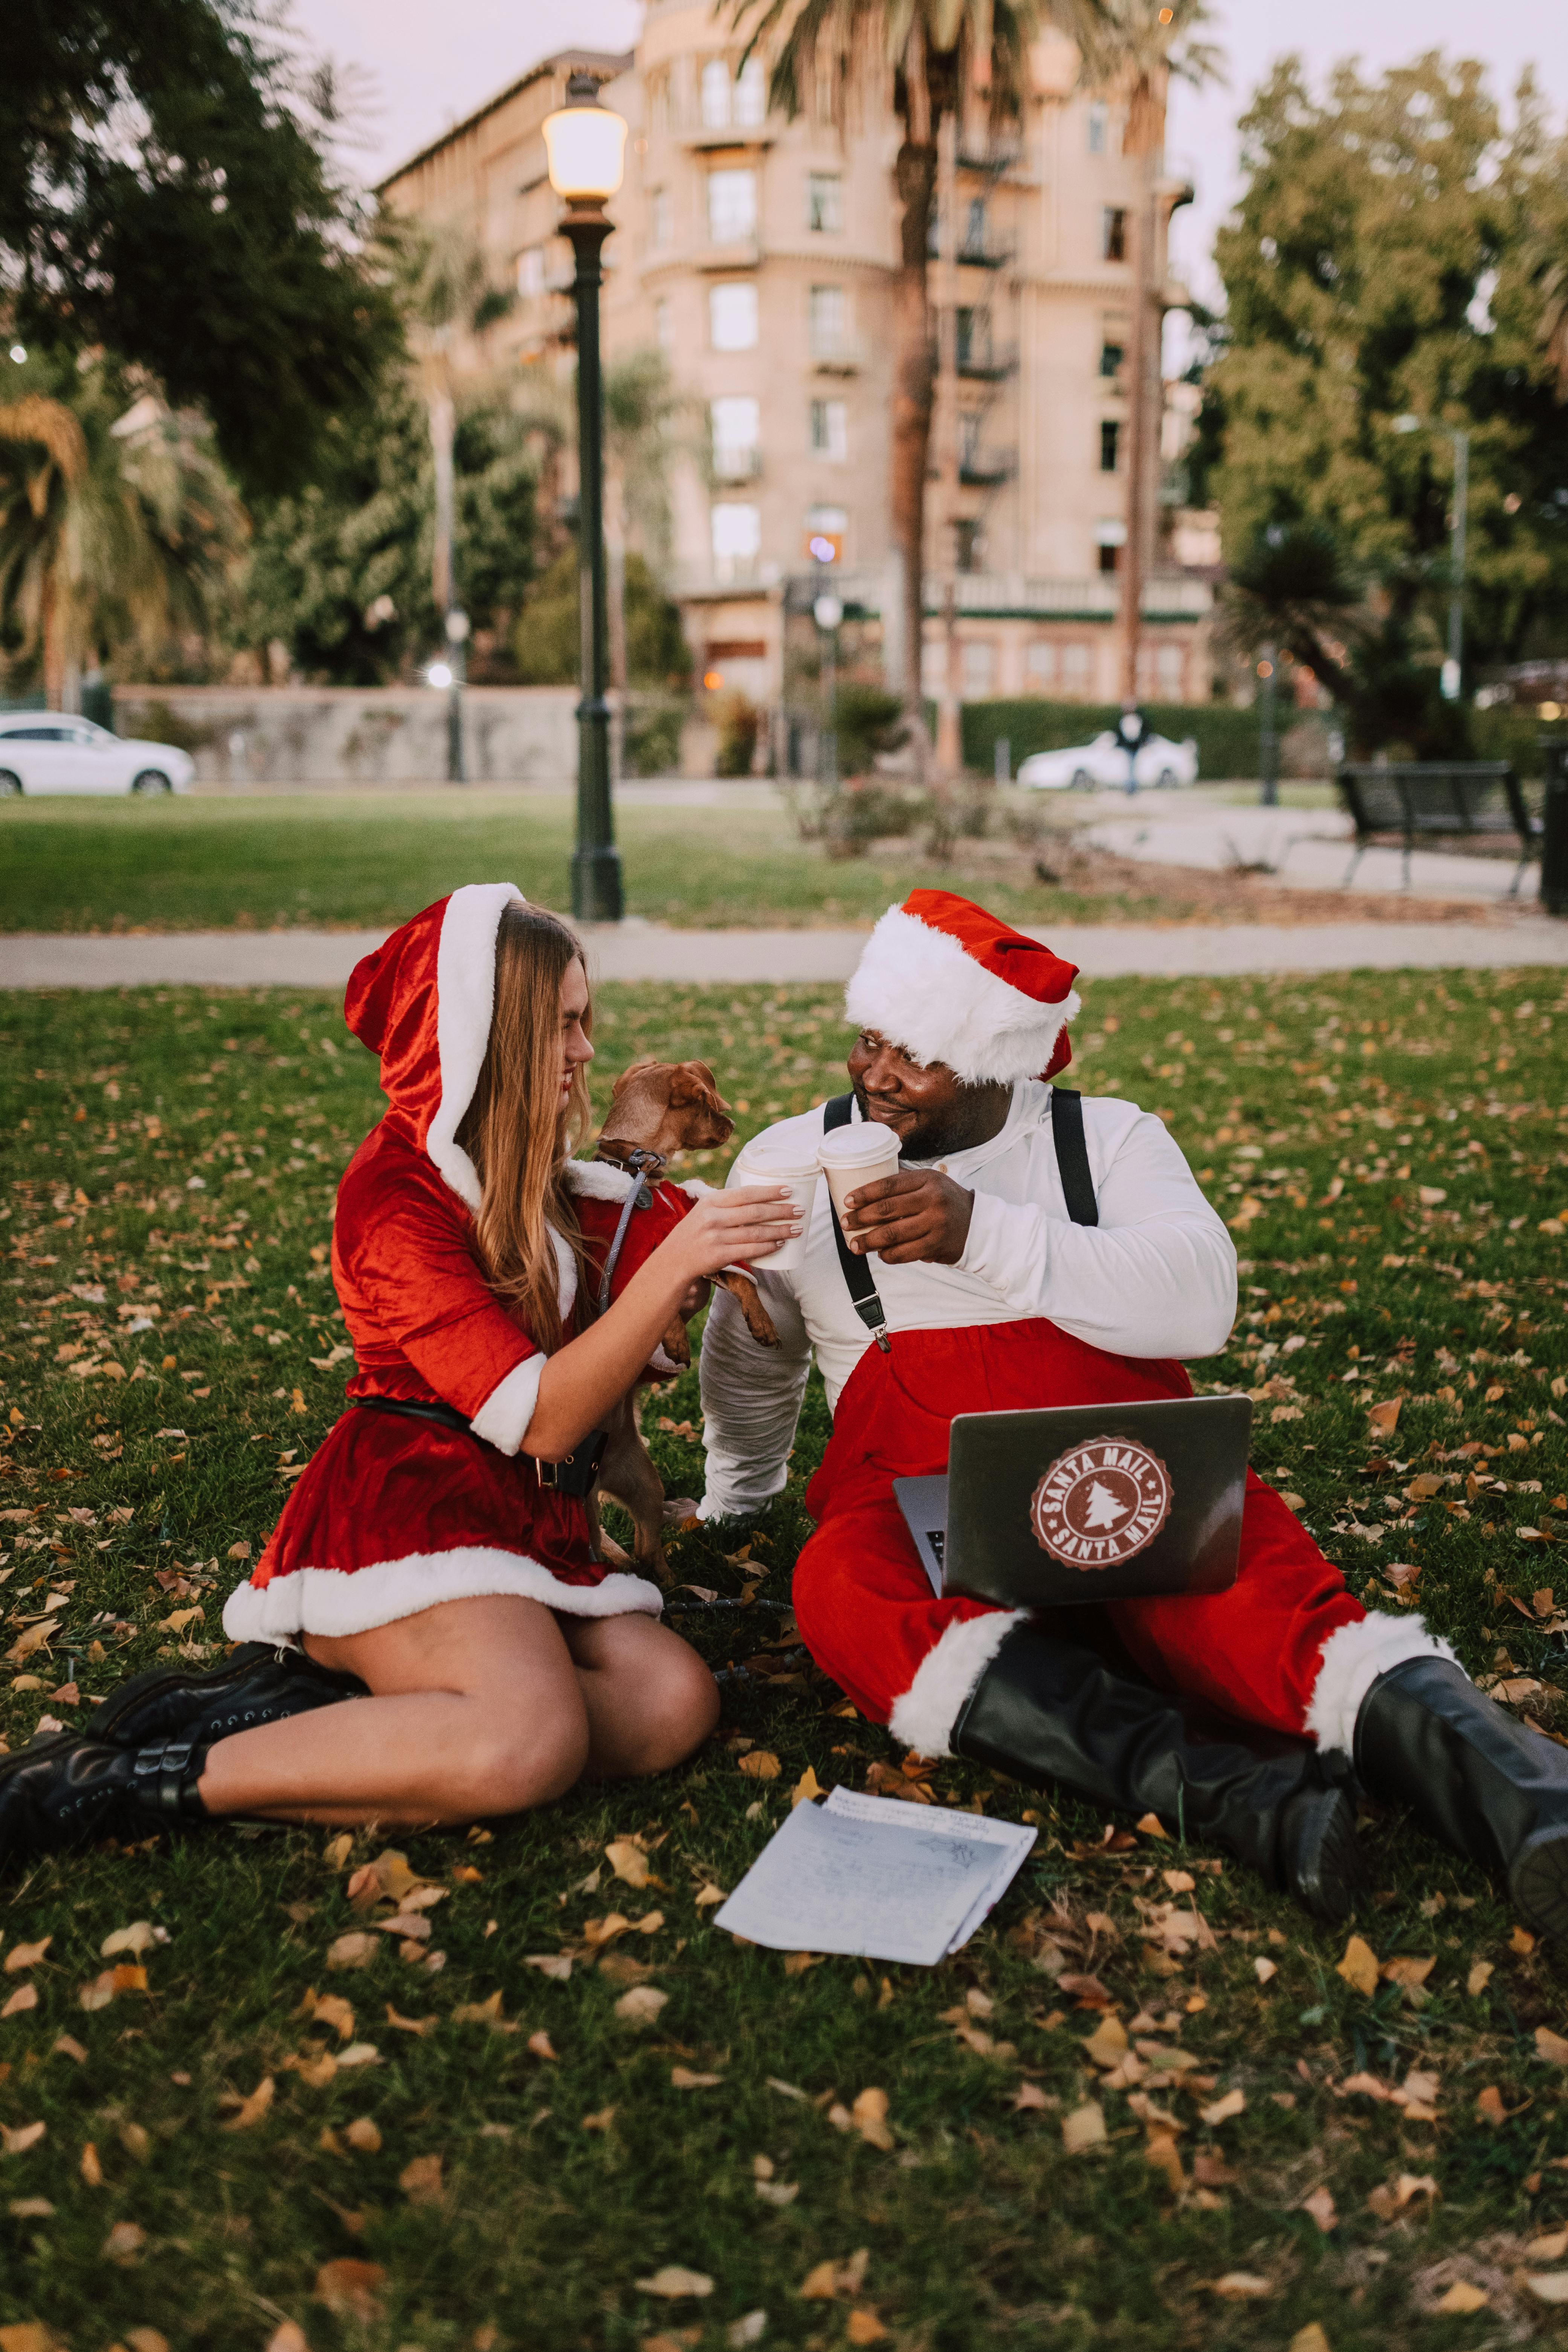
[345, 883, 524, 1213]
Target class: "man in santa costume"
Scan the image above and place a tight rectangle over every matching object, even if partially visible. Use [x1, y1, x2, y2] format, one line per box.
[698, 889, 1568, 1934]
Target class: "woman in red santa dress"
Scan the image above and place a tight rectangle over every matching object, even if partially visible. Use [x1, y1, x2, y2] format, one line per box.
[0, 887, 800, 1859]
[698, 889, 1568, 1937]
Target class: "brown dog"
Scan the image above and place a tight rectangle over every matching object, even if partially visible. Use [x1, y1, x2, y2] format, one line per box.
[587, 1057, 780, 1580]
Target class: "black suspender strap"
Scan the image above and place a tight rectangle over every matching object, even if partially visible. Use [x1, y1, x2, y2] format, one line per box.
[1049, 1086, 1098, 1227]
[821, 1093, 891, 1353]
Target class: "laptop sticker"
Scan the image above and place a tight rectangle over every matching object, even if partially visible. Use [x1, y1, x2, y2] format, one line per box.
[1030, 1438, 1173, 1570]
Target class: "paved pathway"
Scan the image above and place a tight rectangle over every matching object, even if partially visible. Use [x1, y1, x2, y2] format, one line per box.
[4, 918, 1566, 991]
[1085, 792, 1539, 905]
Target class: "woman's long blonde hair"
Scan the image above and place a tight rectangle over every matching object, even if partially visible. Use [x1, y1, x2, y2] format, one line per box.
[456, 904, 592, 1352]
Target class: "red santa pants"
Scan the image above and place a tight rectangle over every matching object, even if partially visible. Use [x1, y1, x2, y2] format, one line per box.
[791, 1320, 1363, 1742]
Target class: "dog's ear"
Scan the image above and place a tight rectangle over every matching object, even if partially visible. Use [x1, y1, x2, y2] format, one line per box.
[668, 1060, 731, 1116]
[610, 1054, 663, 1101]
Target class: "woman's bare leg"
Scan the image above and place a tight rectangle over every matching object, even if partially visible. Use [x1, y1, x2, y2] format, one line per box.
[558, 1612, 720, 1780]
[195, 1596, 590, 1827]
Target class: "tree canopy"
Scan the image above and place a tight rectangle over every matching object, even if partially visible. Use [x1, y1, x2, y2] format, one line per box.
[1202, 52, 1568, 753]
[0, 0, 399, 500]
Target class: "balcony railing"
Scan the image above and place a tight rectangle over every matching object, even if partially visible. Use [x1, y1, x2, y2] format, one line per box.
[712, 446, 762, 484]
[958, 450, 1014, 489]
[956, 235, 1014, 270]
[955, 341, 1017, 382]
[779, 570, 1214, 620]
[808, 333, 868, 373]
[955, 137, 1024, 177]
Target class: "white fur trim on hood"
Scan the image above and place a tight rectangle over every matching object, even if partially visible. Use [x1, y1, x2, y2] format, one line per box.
[1304, 1610, 1459, 1755]
[845, 904, 1080, 1085]
[222, 1547, 663, 1643]
[426, 882, 525, 1210]
[888, 1609, 1028, 1758]
[564, 1159, 637, 1202]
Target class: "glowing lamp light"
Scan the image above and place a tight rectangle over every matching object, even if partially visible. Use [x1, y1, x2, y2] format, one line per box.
[543, 74, 628, 203]
[1257, 660, 1273, 679]
[807, 535, 837, 564]
[427, 662, 453, 689]
[703, 669, 724, 692]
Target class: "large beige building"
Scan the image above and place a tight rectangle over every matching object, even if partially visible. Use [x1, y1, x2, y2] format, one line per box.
[379, 9, 1214, 732]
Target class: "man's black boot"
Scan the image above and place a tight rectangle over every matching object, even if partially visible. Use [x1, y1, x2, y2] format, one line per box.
[0, 1732, 209, 1866]
[92, 1643, 366, 1752]
[1355, 1656, 1568, 1938]
[951, 1622, 1363, 1922]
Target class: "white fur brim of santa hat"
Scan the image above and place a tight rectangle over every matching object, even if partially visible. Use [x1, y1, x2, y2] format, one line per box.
[426, 881, 527, 1213]
[844, 890, 1082, 1086]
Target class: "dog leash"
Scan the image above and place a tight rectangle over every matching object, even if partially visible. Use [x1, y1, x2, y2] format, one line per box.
[593, 1146, 664, 1316]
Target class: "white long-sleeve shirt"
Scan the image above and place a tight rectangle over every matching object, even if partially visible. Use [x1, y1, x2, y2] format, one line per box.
[698, 1081, 1238, 1521]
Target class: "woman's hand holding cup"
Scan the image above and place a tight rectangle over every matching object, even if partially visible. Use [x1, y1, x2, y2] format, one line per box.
[665, 1184, 802, 1282]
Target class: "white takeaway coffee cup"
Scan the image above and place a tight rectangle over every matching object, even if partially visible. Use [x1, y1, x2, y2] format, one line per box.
[728, 1134, 822, 1272]
[817, 1120, 902, 1227]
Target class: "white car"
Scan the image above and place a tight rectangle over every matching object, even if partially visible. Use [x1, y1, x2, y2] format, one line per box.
[0, 714, 195, 796]
[1016, 729, 1199, 791]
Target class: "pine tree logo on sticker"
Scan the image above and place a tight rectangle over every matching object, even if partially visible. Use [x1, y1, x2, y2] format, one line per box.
[1030, 1438, 1173, 1570]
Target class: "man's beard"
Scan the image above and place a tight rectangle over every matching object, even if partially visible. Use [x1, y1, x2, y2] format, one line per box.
[850, 1076, 1002, 1162]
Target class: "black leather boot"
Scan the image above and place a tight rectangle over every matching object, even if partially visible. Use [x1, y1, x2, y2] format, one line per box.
[951, 1622, 1363, 1921]
[92, 1642, 366, 1751]
[1355, 1656, 1568, 1938]
[0, 1732, 209, 1865]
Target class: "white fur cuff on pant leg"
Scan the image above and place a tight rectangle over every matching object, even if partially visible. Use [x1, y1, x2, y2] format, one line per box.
[1304, 1611, 1459, 1755]
[888, 1610, 1028, 1759]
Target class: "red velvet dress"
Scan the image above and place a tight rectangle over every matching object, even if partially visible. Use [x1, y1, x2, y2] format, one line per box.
[221, 885, 695, 1645]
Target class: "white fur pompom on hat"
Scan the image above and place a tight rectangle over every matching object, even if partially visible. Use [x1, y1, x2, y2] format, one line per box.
[844, 888, 1081, 1086]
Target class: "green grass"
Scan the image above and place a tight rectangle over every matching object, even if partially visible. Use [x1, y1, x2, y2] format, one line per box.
[0, 790, 1185, 937]
[0, 969, 1566, 2349]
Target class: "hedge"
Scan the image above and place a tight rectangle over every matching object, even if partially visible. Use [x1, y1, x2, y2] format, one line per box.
[960, 699, 1261, 781]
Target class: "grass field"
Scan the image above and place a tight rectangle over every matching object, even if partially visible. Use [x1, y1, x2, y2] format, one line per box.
[0, 792, 1135, 938]
[1, 968, 1567, 2349]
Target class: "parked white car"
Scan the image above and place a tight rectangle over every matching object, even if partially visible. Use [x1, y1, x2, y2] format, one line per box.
[0, 715, 194, 796]
[1016, 730, 1199, 791]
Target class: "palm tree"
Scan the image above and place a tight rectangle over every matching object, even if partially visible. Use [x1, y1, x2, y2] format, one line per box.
[729, 0, 1063, 768]
[1071, 1, 1220, 702]
[0, 362, 245, 704]
[394, 222, 518, 629]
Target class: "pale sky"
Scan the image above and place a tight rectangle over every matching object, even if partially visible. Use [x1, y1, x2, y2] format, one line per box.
[295, 0, 1568, 315]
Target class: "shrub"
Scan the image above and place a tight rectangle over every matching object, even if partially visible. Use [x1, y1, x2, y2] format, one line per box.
[713, 691, 760, 777]
[960, 698, 1261, 780]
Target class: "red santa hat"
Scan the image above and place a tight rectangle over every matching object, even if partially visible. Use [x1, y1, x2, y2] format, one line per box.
[844, 889, 1081, 1085]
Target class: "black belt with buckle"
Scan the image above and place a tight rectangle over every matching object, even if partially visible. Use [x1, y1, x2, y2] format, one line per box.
[350, 1394, 606, 1499]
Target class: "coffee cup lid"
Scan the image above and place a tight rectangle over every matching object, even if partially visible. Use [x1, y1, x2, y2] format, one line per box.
[818, 1123, 901, 1164]
[735, 1134, 822, 1181]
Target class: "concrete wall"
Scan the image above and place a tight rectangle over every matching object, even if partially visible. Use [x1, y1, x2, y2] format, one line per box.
[111, 686, 579, 787]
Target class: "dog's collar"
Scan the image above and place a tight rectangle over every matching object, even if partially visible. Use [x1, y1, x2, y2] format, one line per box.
[594, 1141, 668, 1180]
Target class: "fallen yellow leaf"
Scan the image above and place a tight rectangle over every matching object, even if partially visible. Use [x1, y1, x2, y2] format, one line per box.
[313, 2257, 386, 2322]
[791, 1766, 824, 1809]
[1536, 2025, 1568, 2065]
[605, 1840, 652, 1888]
[850, 2086, 893, 2150]
[221, 2076, 275, 2131]
[614, 1985, 668, 2026]
[1335, 1934, 1379, 1996]
[846, 2315, 888, 2346]
[1199, 2088, 1246, 2127]
[1467, 1961, 1494, 1997]
[3, 1940, 50, 1975]
[398, 2153, 444, 2205]
[635, 2266, 714, 2300]
[1061, 2102, 1106, 2154]
[670, 2066, 724, 2090]
[326, 1932, 379, 1971]
[738, 1749, 781, 1781]
[0, 2122, 45, 2157]
[1211, 2273, 1271, 2299]
[1525, 2276, 1568, 2307]
[1434, 2282, 1489, 2314]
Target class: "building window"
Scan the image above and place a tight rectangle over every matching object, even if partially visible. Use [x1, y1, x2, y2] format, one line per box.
[710, 281, 759, 350]
[1087, 103, 1108, 155]
[808, 283, 847, 358]
[806, 502, 847, 562]
[700, 58, 732, 128]
[649, 188, 671, 250]
[711, 395, 760, 480]
[735, 54, 766, 126]
[1103, 207, 1127, 263]
[1026, 640, 1057, 687]
[1098, 542, 1119, 574]
[1156, 643, 1185, 694]
[1063, 642, 1092, 692]
[655, 298, 674, 353]
[711, 501, 761, 581]
[809, 397, 847, 461]
[708, 168, 756, 244]
[960, 412, 983, 470]
[962, 640, 997, 698]
[927, 207, 942, 259]
[516, 246, 545, 299]
[807, 172, 841, 234]
[1099, 419, 1120, 472]
[954, 518, 982, 573]
[1099, 340, 1124, 379]
[962, 197, 988, 259]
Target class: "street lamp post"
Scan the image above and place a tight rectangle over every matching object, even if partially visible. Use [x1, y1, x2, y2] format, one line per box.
[1258, 646, 1279, 808]
[1394, 413, 1470, 704]
[544, 73, 628, 924]
[813, 586, 843, 793]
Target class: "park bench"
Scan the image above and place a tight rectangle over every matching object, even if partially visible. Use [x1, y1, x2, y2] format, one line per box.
[1334, 761, 1541, 894]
